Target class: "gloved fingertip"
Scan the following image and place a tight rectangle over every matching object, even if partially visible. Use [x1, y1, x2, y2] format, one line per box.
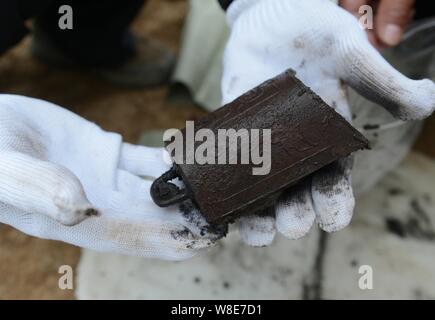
[276, 213, 314, 240]
[393, 79, 435, 121]
[318, 210, 353, 233]
[84, 207, 100, 217]
[315, 193, 355, 233]
[311, 159, 355, 233]
[275, 187, 316, 240]
[119, 143, 170, 178]
[55, 204, 99, 226]
[239, 215, 276, 247]
[240, 232, 275, 247]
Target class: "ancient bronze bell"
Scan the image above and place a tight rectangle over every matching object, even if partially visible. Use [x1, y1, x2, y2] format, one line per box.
[151, 70, 369, 224]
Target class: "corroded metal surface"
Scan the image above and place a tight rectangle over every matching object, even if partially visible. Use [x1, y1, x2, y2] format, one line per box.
[152, 70, 369, 224]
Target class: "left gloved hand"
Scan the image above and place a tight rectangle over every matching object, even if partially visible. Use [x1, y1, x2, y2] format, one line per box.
[0, 95, 225, 260]
[222, 0, 435, 246]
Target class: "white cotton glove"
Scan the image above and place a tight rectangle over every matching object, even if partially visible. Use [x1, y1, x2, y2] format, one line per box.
[0, 95, 225, 260]
[222, 0, 435, 246]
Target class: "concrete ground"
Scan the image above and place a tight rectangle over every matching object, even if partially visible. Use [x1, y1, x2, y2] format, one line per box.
[0, 0, 433, 299]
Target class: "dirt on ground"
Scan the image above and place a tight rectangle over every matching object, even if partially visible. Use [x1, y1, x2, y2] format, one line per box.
[0, 0, 433, 300]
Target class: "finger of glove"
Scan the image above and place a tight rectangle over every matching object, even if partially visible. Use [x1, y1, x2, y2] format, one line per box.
[97, 185, 226, 243]
[312, 157, 355, 233]
[337, 27, 435, 120]
[113, 169, 227, 240]
[116, 169, 153, 200]
[23, 209, 216, 261]
[238, 210, 276, 247]
[115, 171, 187, 207]
[275, 180, 316, 240]
[0, 151, 97, 226]
[119, 143, 171, 178]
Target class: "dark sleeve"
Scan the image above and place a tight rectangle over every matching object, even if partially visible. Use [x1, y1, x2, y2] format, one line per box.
[415, 1, 435, 21]
[0, 0, 29, 54]
[0, 0, 54, 55]
[218, 0, 234, 11]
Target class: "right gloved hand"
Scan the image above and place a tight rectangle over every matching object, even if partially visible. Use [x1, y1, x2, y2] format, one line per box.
[222, 0, 435, 246]
[0, 95, 226, 260]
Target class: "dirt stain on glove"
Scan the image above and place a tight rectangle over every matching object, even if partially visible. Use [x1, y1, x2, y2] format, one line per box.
[179, 200, 228, 239]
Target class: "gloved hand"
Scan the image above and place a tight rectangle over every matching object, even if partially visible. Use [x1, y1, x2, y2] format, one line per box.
[222, 0, 435, 246]
[0, 95, 225, 260]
